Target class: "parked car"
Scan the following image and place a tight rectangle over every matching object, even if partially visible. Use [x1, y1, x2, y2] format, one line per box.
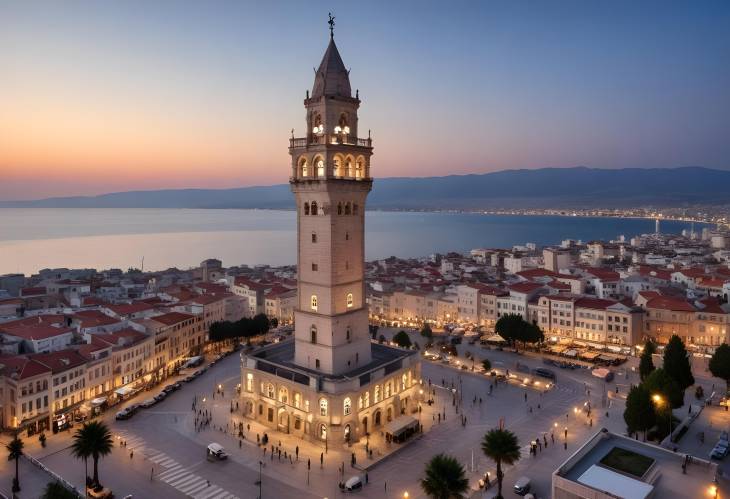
[344, 476, 363, 491]
[711, 442, 729, 460]
[140, 399, 156, 408]
[533, 368, 557, 381]
[162, 384, 176, 393]
[153, 392, 167, 402]
[514, 476, 532, 496]
[115, 404, 139, 420]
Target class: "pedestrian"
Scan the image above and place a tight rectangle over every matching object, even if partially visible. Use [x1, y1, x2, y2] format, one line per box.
[524, 392, 528, 402]
[151, 467, 154, 480]
[320, 452, 324, 469]
[551, 433, 555, 444]
[207, 480, 210, 487]
[296, 445, 299, 460]
[385, 481, 387, 492]
[365, 472, 369, 484]
[130, 450, 134, 459]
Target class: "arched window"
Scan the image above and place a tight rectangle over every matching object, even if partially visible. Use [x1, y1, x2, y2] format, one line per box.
[346, 293, 354, 308]
[311, 201, 318, 215]
[304, 202, 310, 216]
[402, 373, 407, 390]
[299, 157, 309, 177]
[355, 159, 364, 178]
[337, 203, 342, 215]
[310, 325, 317, 343]
[363, 391, 370, 408]
[319, 398, 328, 417]
[353, 204, 359, 215]
[316, 159, 325, 178]
[385, 382, 391, 399]
[279, 386, 288, 404]
[319, 423, 327, 440]
[346, 327, 351, 341]
[346, 159, 353, 177]
[343, 397, 352, 416]
[310, 295, 318, 311]
[266, 383, 274, 399]
[358, 395, 363, 410]
[294, 392, 301, 409]
[313, 114, 322, 133]
[345, 202, 351, 215]
[374, 385, 380, 403]
[246, 373, 253, 392]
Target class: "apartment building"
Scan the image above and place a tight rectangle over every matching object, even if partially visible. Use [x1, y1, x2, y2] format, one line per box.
[0, 357, 51, 433]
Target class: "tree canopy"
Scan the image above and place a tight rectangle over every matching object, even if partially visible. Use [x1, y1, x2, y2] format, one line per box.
[639, 340, 655, 381]
[71, 421, 113, 488]
[624, 384, 656, 438]
[209, 314, 270, 342]
[663, 335, 694, 391]
[710, 344, 730, 393]
[644, 368, 684, 409]
[494, 314, 543, 350]
[421, 323, 434, 339]
[393, 330, 412, 348]
[420, 453, 470, 499]
[482, 358, 492, 372]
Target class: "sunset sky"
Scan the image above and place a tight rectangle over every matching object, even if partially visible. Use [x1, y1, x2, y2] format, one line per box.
[1, 1, 729, 201]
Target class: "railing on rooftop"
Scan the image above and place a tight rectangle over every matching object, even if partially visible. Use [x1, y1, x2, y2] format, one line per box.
[289, 134, 372, 149]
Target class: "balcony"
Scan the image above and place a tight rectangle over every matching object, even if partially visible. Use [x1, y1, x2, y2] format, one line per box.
[289, 134, 372, 149]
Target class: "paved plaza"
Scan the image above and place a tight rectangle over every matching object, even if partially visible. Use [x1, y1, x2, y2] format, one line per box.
[1, 334, 729, 498]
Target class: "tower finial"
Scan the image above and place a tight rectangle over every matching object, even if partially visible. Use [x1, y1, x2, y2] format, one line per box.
[328, 12, 335, 39]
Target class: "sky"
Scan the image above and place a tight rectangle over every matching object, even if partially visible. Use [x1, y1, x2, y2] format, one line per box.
[1, 0, 729, 201]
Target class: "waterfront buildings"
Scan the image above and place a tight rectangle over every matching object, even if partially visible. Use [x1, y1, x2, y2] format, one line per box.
[240, 28, 421, 444]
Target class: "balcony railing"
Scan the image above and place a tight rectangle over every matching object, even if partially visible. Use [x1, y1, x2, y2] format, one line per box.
[289, 134, 372, 149]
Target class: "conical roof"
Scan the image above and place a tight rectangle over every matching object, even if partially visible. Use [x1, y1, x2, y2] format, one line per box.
[312, 37, 351, 98]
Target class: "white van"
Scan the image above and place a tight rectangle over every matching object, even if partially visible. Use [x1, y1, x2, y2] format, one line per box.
[345, 476, 363, 491]
[207, 443, 228, 461]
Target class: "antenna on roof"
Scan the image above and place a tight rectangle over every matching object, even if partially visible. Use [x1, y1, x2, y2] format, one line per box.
[328, 12, 335, 39]
[141, 256, 144, 273]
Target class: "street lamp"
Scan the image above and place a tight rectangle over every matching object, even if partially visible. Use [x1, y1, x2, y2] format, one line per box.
[652, 394, 672, 438]
[403, 493, 409, 499]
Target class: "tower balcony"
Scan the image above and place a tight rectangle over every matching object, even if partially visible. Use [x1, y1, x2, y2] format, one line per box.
[289, 134, 373, 150]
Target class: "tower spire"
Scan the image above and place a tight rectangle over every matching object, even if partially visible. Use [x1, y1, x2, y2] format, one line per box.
[328, 12, 335, 39]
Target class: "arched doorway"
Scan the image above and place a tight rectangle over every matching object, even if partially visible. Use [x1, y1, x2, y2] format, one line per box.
[386, 406, 393, 422]
[319, 423, 327, 440]
[362, 416, 368, 434]
[244, 400, 253, 415]
[374, 410, 382, 427]
[278, 409, 289, 433]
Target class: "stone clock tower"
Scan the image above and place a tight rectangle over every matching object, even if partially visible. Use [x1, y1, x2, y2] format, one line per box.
[289, 24, 374, 376]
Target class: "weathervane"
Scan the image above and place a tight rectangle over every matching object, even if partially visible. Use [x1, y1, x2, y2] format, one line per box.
[328, 12, 335, 38]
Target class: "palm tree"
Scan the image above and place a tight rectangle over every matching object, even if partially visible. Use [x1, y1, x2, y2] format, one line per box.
[71, 421, 113, 488]
[42, 481, 78, 499]
[6, 434, 24, 492]
[481, 428, 521, 499]
[420, 453, 470, 499]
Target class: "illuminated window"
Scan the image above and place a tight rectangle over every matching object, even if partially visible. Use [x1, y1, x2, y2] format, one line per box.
[246, 373, 253, 392]
[343, 397, 352, 416]
[317, 159, 325, 178]
[311, 295, 318, 311]
[294, 392, 301, 409]
[385, 382, 391, 398]
[266, 383, 274, 399]
[402, 374, 407, 390]
[319, 423, 327, 440]
[363, 391, 369, 408]
[319, 398, 328, 417]
[346, 293, 354, 308]
[279, 386, 288, 404]
[374, 385, 380, 403]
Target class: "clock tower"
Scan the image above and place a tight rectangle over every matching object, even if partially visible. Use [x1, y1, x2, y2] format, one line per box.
[289, 24, 374, 376]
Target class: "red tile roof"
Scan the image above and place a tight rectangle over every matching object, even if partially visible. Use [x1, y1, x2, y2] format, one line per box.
[151, 311, 196, 326]
[646, 296, 696, 313]
[575, 297, 617, 310]
[0, 357, 51, 379]
[508, 282, 544, 294]
[106, 302, 154, 316]
[30, 349, 87, 373]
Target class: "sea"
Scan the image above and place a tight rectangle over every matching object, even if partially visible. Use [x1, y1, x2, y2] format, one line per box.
[0, 208, 708, 276]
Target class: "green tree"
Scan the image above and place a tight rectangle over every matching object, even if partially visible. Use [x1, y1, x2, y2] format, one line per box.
[71, 421, 114, 488]
[624, 384, 656, 440]
[482, 358, 492, 372]
[421, 323, 434, 339]
[644, 368, 684, 408]
[393, 330, 412, 348]
[6, 434, 24, 492]
[639, 340, 656, 381]
[481, 428, 521, 499]
[420, 453, 470, 499]
[709, 343, 730, 394]
[494, 314, 542, 351]
[378, 334, 386, 344]
[42, 481, 78, 499]
[663, 335, 694, 391]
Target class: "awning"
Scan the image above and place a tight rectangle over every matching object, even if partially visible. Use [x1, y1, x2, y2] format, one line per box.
[564, 349, 578, 358]
[483, 334, 507, 343]
[581, 352, 600, 360]
[114, 386, 134, 397]
[384, 415, 418, 437]
[91, 397, 107, 407]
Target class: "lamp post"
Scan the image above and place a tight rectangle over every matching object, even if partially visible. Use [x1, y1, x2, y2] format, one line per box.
[257, 460, 263, 499]
[564, 426, 568, 450]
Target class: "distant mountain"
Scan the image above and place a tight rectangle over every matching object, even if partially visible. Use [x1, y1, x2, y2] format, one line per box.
[2, 167, 728, 210]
